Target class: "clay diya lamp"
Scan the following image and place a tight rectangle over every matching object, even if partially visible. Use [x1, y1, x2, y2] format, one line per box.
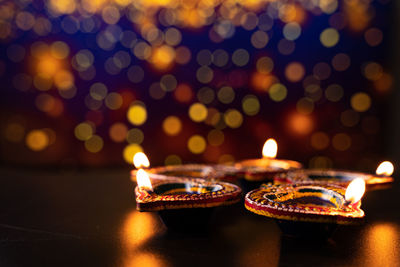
[130, 151, 239, 183]
[134, 169, 242, 232]
[245, 179, 366, 239]
[278, 161, 394, 189]
[234, 138, 302, 191]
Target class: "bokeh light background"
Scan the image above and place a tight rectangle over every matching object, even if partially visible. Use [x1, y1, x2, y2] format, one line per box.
[0, 0, 395, 169]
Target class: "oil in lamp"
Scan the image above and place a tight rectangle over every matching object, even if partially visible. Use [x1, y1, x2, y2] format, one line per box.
[244, 178, 366, 239]
[133, 153, 242, 232]
[279, 161, 394, 189]
[131, 163, 239, 183]
[234, 138, 302, 190]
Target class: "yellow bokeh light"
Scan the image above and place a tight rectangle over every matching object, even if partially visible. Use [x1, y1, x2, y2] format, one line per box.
[188, 102, 208, 122]
[351, 92, 371, 112]
[224, 109, 243, 128]
[26, 129, 49, 151]
[84, 135, 103, 153]
[123, 143, 143, 163]
[320, 28, 339, 47]
[74, 122, 93, 141]
[49, 0, 76, 14]
[242, 95, 260, 116]
[127, 105, 147, 125]
[269, 83, 288, 102]
[162, 116, 182, 136]
[187, 135, 206, 154]
[150, 45, 175, 70]
[37, 55, 61, 77]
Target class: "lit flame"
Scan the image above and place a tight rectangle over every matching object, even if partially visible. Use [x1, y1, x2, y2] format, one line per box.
[262, 138, 278, 158]
[136, 169, 153, 190]
[345, 178, 366, 204]
[133, 152, 150, 169]
[376, 161, 394, 176]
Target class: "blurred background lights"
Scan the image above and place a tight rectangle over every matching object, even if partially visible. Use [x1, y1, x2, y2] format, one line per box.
[189, 103, 208, 122]
[224, 109, 243, 129]
[85, 135, 104, 153]
[0, 0, 393, 167]
[74, 123, 94, 141]
[285, 62, 305, 82]
[109, 123, 128, 143]
[162, 116, 182, 136]
[242, 95, 260, 116]
[217, 86, 235, 104]
[26, 130, 50, 151]
[320, 28, 339, 47]
[188, 135, 206, 154]
[351, 92, 371, 112]
[269, 83, 287, 102]
[127, 105, 147, 125]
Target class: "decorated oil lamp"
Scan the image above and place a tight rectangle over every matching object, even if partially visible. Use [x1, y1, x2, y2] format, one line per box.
[234, 138, 302, 190]
[134, 169, 242, 231]
[245, 178, 366, 239]
[278, 161, 394, 189]
[132, 153, 242, 232]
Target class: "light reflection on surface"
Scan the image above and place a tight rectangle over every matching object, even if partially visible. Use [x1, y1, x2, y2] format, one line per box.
[358, 223, 400, 267]
[123, 252, 168, 267]
[120, 210, 168, 267]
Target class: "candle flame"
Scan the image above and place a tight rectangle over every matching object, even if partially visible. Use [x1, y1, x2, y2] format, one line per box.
[376, 161, 394, 176]
[133, 152, 150, 169]
[136, 169, 153, 190]
[345, 178, 366, 204]
[262, 138, 278, 158]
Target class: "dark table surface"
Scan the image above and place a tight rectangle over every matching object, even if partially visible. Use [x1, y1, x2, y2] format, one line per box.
[0, 167, 399, 267]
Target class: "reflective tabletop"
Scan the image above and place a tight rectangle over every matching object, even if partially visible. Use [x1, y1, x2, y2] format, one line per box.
[0, 167, 399, 267]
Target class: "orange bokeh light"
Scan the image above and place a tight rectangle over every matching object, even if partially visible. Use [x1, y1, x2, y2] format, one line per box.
[287, 113, 314, 135]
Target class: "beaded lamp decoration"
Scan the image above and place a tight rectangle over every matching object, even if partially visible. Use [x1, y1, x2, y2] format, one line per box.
[245, 180, 365, 238]
[135, 169, 242, 231]
[276, 161, 394, 188]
